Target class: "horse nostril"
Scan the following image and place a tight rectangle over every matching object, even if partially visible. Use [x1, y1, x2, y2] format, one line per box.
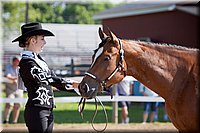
[79, 83, 97, 99]
[83, 83, 89, 93]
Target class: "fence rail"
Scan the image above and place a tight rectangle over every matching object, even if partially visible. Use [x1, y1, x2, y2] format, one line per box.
[0, 96, 165, 124]
[0, 96, 165, 103]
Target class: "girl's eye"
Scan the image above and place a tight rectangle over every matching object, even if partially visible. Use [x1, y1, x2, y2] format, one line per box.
[104, 56, 111, 61]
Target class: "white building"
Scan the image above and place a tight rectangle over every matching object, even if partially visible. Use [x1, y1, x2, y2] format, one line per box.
[3, 23, 102, 68]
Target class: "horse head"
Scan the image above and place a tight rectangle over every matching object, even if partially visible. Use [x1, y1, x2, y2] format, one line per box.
[78, 28, 127, 99]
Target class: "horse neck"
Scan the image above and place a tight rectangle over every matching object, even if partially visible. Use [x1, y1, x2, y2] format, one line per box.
[122, 40, 198, 99]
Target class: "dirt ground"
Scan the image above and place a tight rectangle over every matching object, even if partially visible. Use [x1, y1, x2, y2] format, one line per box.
[1, 122, 178, 133]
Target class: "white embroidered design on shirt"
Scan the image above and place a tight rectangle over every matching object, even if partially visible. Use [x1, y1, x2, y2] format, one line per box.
[32, 87, 53, 105]
[30, 66, 53, 85]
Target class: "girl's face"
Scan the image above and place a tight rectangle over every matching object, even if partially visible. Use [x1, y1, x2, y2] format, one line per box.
[25, 35, 46, 53]
[35, 35, 46, 53]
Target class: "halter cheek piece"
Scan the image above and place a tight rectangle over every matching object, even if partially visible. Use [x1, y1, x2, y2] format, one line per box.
[85, 38, 126, 92]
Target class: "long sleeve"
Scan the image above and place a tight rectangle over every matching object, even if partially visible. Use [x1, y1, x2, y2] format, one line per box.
[20, 58, 75, 92]
[49, 71, 75, 92]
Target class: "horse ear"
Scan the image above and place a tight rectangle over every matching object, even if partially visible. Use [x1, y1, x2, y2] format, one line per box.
[98, 27, 108, 40]
[108, 29, 118, 44]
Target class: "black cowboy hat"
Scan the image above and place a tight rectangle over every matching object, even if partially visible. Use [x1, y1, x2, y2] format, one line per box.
[12, 22, 54, 43]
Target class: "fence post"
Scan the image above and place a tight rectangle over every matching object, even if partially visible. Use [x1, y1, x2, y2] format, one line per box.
[70, 58, 74, 76]
[112, 84, 118, 124]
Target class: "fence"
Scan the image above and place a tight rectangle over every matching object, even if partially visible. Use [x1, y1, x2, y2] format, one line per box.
[0, 95, 165, 124]
[0, 95, 165, 103]
[54, 58, 91, 77]
[1, 76, 165, 123]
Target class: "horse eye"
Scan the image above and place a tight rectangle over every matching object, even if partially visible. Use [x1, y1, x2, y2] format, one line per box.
[104, 56, 111, 61]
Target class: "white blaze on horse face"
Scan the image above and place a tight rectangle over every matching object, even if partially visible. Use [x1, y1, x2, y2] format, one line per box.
[91, 47, 103, 67]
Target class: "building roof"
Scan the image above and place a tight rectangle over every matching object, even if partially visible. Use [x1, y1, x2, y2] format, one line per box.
[93, 3, 199, 20]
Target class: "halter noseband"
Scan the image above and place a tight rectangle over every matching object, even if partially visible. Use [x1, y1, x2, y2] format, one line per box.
[85, 38, 126, 91]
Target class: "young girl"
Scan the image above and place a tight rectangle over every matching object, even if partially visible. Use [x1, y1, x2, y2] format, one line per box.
[12, 22, 80, 133]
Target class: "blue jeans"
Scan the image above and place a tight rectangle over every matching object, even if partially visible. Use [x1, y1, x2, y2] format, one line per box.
[143, 102, 158, 113]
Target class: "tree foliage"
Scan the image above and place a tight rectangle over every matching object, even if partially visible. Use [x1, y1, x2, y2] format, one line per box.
[2, 1, 114, 27]
[2, 2, 26, 29]
[30, 2, 65, 23]
[2, 1, 114, 39]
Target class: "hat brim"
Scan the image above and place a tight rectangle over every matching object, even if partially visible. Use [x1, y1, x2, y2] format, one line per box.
[12, 29, 54, 42]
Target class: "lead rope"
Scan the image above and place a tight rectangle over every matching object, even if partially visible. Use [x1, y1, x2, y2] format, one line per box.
[91, 97, 108, 132]
[78, 97, 86, 120]
[78, 96, 108, 132]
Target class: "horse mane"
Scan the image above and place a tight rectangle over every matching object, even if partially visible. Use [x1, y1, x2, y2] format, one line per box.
[127, 40, 199, 53]
[94, 38, 199, 55]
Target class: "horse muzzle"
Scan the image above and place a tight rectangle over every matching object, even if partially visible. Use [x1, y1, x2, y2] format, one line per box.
[78, 82, 97, 99]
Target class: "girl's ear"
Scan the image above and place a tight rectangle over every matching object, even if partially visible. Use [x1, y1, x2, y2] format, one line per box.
[30, 36, 37, 44]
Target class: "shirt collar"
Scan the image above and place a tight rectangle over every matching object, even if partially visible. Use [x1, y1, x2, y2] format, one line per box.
[20, 51, 38, 58]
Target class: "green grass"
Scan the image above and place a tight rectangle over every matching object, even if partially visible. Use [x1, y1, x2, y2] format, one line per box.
[1, 91, 169, 124]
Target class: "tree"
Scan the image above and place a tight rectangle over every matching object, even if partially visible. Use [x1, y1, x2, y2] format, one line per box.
[2, 1, 115, 39]
[63, 3, 114, 24]
[30, 2, 64, 23]
[2, 1, 114, 25]
[2, 2, 26, 40]
[63, 4, 91, 24]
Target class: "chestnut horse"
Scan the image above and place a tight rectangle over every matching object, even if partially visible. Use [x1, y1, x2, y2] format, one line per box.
[78, 28, 199, 132]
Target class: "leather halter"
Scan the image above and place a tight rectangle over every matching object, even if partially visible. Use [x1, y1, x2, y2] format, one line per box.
[85, 38, 126, 91]
[78, 38, 126, 132]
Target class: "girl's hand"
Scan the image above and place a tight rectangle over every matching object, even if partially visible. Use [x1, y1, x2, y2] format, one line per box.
[72, 82, 79, 88]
